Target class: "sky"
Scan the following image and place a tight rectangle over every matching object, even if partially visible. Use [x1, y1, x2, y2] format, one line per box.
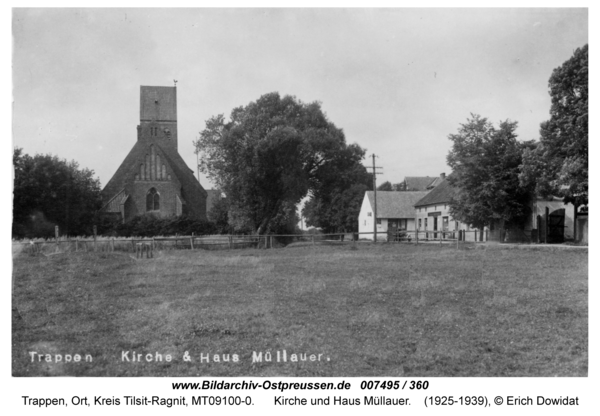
[12, 8, 588, 191]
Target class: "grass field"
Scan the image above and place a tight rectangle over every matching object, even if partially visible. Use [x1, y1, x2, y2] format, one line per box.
[12, 243, 587, 377]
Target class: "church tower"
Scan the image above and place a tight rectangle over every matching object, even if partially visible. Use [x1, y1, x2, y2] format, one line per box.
[101, 86, 207, 222]
[138, 86, 178, 149]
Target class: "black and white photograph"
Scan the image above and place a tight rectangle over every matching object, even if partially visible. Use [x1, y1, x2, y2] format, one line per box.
[9, 5, 591, 407]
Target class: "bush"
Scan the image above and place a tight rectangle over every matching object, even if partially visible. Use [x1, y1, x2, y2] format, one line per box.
[113, 215, 217, 237]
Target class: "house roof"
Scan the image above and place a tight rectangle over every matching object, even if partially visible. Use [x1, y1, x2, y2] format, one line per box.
[403, 176, 437, 191]
[366, 191, 429, 218]
[426, 176, 444, 189]
[414, 179, 457, 207]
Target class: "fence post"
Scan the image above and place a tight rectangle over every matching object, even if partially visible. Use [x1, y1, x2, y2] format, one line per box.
[93, 225, 97, 252]
[190, 235, 194, 250]
[131, 238, 135, 252]
[111, 237, 115, 252]
[229, 235, 233, 249]
[75, 239, 78, 252]
[544, 207, 549, 243]
[55, 225, 59, 252]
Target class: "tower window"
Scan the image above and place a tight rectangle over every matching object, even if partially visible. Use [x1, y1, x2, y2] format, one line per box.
[146, 188, 160, 211]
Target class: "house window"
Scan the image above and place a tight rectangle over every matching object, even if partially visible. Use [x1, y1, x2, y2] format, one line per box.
[146, 188, 160, 211]
[399, 219, 407, 230]
[377, 219, 382, 225]
[424, 218, 428, 229]
[367, 212, 372, 217]
[418, 219, 422, 229]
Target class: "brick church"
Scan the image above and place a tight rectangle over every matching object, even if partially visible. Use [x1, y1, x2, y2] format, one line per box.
[101, 86, 207, 222]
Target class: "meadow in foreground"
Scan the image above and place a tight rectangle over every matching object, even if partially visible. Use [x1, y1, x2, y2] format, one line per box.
[12, 243, 587, 376]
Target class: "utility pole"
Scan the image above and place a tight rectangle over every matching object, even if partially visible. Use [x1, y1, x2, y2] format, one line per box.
[365, 154, 383, 242]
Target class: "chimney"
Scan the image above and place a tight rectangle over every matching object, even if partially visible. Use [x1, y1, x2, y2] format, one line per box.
[440, 172, 446, 180]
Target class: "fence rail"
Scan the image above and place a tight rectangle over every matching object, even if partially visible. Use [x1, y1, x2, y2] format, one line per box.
[13, 229, 499, 256]
[13, 234, 267, 255]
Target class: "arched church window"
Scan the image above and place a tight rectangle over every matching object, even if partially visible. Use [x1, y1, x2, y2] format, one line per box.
[146, 188, 160, 211]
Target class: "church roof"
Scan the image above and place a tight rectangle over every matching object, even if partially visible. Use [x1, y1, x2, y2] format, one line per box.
[140, 86, 177, 122]
[101, 138, 206, 209]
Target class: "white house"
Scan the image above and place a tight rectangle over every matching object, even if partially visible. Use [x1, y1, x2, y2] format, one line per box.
[414, 177, 482, 241]
[358, 191, 429, 241]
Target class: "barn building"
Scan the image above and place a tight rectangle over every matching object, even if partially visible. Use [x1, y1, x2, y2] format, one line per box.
[101, 86, 207, 222]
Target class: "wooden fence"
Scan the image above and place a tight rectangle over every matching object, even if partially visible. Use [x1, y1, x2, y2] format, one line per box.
[13, 229, 495, 256]
[13, 234, 266, 256]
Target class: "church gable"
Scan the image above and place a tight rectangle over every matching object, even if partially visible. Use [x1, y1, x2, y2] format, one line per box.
[135, 144, 174, 182]
[101, 85, 207, 222]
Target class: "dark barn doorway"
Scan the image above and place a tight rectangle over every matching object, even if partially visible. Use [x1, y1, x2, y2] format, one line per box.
[547, 208, 565, 244]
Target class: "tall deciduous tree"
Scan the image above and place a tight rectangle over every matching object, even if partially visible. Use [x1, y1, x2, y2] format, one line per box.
[302, 140, 370, 233]
[195, 92, 366, 234]
[520, 44, 588, 207]
[13, 148, 102, 238]
[207, 195, 231, 234]
[446, 115, 533, 229]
